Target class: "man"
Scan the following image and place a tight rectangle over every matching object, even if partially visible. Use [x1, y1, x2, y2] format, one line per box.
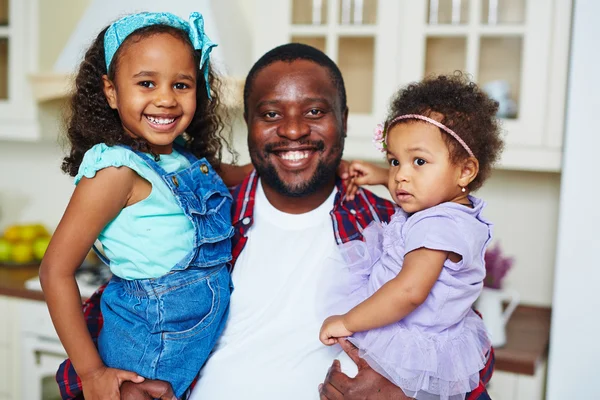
[57, 43, 494, 399]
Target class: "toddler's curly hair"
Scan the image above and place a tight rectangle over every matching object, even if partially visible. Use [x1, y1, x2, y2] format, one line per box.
[61, 24, 233, 176]
[386, 72, 504, 191]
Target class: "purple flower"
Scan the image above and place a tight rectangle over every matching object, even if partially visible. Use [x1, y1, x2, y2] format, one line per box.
[483, 243, 514, 289]
[372, 122, 386, 152]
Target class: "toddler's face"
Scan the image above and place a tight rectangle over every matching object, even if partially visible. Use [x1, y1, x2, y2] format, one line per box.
[385, 121, 466, 213]
[103, 32, 197, 154]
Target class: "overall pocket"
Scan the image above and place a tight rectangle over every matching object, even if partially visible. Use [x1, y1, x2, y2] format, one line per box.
[161, 268, 228, 341]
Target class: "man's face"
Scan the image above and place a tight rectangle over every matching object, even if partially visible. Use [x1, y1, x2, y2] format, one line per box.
[245, 60, 347, 197]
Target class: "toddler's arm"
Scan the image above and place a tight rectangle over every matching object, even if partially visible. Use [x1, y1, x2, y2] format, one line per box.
[320, 248, 447, 344]
[40, 167, 144, 399]
[345, 160, 388, 201]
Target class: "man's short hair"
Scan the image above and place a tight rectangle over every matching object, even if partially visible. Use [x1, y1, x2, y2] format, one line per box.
[243, 43, 348, 114]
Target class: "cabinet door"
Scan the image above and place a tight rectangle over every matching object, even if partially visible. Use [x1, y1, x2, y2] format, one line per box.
[0, 0, 38, 140]
[397, 0, 571, 171]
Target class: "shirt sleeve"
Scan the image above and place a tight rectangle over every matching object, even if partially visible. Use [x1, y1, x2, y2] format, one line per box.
[403, 209, 471, 269]
[74, 144, 146, 185]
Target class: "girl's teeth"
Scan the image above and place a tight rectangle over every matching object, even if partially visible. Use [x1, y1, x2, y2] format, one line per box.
[147, 116, 176, 125]
[280, 151, 310, 161]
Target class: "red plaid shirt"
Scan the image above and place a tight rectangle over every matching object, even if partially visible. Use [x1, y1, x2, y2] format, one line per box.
[57, 170, 494, 399]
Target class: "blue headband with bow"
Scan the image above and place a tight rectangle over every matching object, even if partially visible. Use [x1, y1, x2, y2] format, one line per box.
[104, 11, 217, 98]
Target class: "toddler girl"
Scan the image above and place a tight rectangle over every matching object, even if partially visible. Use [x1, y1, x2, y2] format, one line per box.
[40, 11, 249, 399]
[320, 73, 503, 400]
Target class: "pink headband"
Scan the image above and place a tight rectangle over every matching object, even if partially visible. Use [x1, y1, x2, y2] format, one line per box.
[373, 114, 476, 159]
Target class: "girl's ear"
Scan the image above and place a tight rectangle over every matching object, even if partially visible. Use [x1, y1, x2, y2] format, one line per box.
[457, 157, 479, 188]
[102, 75, 118, 110]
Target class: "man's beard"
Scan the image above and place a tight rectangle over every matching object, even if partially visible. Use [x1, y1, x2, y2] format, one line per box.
[249, 138, 344, 198]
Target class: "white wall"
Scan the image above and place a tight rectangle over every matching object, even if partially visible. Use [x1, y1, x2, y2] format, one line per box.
[546, 0, 600, 398]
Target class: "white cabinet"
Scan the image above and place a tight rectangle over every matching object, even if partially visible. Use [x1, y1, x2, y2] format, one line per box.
[252, 0, 572, 171]
[0, 0, 39, 140]
[488, 361, 547, 400]
[0, 296, 21, 400]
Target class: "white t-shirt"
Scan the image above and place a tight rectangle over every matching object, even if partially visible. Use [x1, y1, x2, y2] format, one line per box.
[190, 180, 357, 399]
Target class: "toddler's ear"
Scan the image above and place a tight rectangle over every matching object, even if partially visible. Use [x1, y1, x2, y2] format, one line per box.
[102, 75, 118, 110]
[458, 157, 479, 188]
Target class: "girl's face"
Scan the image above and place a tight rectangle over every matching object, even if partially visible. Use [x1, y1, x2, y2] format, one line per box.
[385, 121, 470, 213]
[103, 32, 197, 154]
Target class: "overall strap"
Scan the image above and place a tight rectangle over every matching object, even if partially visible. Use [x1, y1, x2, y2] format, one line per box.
[172, 142, 199, 164]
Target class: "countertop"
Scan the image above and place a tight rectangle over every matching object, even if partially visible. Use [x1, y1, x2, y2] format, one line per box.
[0, 265, 551, 376]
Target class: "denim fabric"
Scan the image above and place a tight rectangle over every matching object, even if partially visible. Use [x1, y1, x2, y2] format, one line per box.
[97, 144, 233, 398]
[99, 266, 231, 398]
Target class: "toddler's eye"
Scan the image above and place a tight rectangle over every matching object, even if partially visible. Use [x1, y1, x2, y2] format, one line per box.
[388, 159, 399, 167]
[414, 158, 427, 166]
[138, 81, 155, 88]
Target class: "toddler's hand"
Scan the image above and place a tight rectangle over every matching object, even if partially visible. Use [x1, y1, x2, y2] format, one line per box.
[319, 315, 354, 346]
[81, 365, 145, 400]
[345, 161, 388, 201]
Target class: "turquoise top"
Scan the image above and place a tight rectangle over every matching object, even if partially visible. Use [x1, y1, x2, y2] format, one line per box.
[75, 144, 195, 279]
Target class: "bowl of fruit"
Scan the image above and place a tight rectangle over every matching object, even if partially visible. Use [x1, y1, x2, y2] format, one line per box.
[0, 223, 52, 266]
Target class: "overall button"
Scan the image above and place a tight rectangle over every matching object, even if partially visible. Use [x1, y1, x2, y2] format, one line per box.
[171, 176, 179, 187]
[200, 164, 209, 174]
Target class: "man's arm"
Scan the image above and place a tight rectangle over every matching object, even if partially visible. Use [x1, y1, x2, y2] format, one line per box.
[320, 339, 494, 400]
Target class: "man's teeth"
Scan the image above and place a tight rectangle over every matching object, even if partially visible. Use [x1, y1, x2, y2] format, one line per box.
[146, 116, 176, 125]
[280, 151, 311, 161]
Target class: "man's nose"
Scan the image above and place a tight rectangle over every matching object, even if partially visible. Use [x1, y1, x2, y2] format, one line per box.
[277, 116, 310, 140]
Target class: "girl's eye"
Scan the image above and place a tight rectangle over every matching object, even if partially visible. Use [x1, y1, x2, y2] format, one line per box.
[388, 159, 399, 167]
[414, 158, 427, 166]
[138, 81, 155, 88]
[174, 83, 189, 90]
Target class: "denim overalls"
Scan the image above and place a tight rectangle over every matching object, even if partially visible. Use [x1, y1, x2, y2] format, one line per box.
[97, 145, 233, 398]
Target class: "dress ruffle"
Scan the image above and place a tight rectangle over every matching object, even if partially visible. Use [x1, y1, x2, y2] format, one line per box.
[350, 310, 491, 400]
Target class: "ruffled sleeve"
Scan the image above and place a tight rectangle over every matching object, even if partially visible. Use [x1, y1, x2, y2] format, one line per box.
[403, 207, 470, 270]
[74, 144, 146, 185]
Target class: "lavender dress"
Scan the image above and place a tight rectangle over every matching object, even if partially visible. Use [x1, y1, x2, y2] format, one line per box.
[328, 196, 492, 400]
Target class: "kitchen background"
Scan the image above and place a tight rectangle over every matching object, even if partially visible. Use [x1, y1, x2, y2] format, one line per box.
[0, 0, 596, 399]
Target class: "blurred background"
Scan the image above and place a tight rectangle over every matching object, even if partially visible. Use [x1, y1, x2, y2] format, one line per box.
[0, 0, 596, 399]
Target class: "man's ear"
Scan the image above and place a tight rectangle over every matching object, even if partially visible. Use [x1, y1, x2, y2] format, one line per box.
[102, 75, 118, 110]
[457, 157, 479, 188]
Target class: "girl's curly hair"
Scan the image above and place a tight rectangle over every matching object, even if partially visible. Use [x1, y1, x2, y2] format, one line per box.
[62, 23, 234, 176]
[385, 72, 504, 191]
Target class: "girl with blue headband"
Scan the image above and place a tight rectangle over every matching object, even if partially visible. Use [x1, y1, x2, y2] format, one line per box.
[40, 11, 249, 399]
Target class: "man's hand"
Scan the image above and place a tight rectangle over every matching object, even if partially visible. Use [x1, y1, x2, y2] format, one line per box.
[120, 379, 176, 400]
[319, 339, 413, 400]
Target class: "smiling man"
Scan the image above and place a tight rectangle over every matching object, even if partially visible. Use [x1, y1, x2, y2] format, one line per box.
[57, 43, 494, 400]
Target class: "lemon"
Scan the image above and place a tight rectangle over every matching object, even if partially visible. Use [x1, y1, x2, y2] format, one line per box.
[3, 225, 21, 243]
[11, 242, 34, 264]
[0, 239, 12, 263]
[19, 225, 40, 242]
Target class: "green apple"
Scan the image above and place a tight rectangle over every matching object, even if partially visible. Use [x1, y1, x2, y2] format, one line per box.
[0, 239, 12, 262]
[32, 237, 51, 261]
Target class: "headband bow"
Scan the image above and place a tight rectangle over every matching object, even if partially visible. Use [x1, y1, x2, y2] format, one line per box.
[104, 12, 217, 98]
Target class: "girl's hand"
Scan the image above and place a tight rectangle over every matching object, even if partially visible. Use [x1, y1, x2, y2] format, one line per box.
[345, 161, 388, 201]
[319, 315, 354, 346]
[81, 366, 145, 400]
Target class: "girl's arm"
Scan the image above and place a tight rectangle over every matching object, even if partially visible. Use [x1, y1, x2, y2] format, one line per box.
[219, 163, 254, 187]
[320, 248, 447, 344]
[39, 167, 144, 398]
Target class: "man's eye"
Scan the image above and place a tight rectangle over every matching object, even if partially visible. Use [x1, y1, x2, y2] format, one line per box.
[138, 81, 155, 88]
[414, 158, 427, 166]
[264, 112, 278, 119]
[388, 159, 399, 167]
[307, 109, 322, 117]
